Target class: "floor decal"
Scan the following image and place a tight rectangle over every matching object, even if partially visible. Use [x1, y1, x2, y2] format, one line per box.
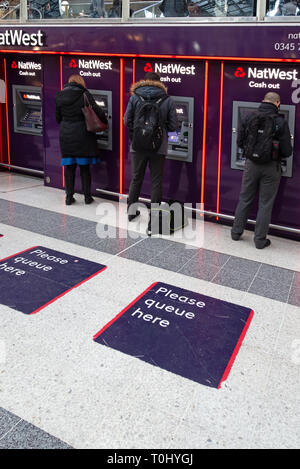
[0, 246, 107, 315]
[94, 282, 254, 389]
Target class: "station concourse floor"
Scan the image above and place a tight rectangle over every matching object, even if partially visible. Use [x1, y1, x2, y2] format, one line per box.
[0, 171, 299, 450]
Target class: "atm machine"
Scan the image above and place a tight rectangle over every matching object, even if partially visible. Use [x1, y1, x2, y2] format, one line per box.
[167, 96, 194, 163]
[90, 89, 112, 151]
[231, 101, 295, 178]
[13, 85, 43, 136]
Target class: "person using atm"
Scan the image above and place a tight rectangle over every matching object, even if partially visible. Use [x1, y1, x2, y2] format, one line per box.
[231, 92, 292, 249]
[123, 71, 178, 230]
[55, 74, 108, 205]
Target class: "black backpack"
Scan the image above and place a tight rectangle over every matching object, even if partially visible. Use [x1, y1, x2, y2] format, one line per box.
[243, 112, 278, 164]
[132, 95, 168, 154]
[148, 200, 188, 236]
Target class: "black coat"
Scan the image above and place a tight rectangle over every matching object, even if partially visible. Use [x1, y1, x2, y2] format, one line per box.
[123, 79, 178, 155]
[238, 102, 293, 160]
[55, 82, 108, 160]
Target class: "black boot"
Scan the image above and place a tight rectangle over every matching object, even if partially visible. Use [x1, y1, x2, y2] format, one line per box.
[64, 165, 76, 206]
[80, 165, 93, 204]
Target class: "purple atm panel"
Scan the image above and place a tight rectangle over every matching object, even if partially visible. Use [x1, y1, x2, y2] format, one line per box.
[124, 59, 205, 206]
[59, 55, 120, 195]
[219, 62, 300, 231]
[6, 54, 44, 173]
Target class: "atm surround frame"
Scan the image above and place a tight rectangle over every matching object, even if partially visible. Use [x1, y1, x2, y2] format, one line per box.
[12, 84, 43, 136]
[166, 96, 194, 163]
[90, 89, 113, 152]
[231, 100, 295, 178]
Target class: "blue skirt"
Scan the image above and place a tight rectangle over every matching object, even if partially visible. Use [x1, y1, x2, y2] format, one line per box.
[61, 157, 100, 166]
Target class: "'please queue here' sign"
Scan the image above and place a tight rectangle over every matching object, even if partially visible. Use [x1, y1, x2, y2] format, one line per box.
[94, 282, 254, 389]
[0, 246, 107, 315]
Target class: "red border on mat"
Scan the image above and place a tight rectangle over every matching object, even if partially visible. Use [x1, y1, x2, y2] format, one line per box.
[0, 246, 39, 262]
[30, 266, 107, 315]
[93, 282, 158, 341]
[217, 309, 255, 389]
[0, 246, 107, 316]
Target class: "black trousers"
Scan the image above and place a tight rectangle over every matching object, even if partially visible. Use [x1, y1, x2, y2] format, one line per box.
[232, 159, 281, 247]
[128, 152, 165, 211]
[64, 164, 91, 198]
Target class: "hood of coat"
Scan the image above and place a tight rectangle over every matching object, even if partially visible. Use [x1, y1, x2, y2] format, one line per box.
[56, 82, 86, 106]
[258, 102, 279, 115]
[130, 80, 168, 99]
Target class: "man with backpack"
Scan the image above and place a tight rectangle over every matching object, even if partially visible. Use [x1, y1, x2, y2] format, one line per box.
[231, 92, 292, 249]
[124, 71, 178, 230]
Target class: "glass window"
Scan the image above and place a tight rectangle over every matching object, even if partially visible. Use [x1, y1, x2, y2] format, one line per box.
[131, 0, 256, 19]
[267, 0, 300, 16]
[24, 0, 119, 19]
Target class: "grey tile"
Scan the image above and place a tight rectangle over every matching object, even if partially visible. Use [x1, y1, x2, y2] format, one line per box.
[0, 420, 72, 449]
[0, 408, 21, 438]
[179, 257, 222, 281]
[212, 268, 255, 292]
[195, 248, 230, 268]
[225, 256, 261, 276]
[287, 285, 300, 307]
[97, 233, 144, 255]
[147, 243, 197, 272]
[119, 237, 171, 263]
[257, 264, 294, 286]
[249, 277, 290, 303]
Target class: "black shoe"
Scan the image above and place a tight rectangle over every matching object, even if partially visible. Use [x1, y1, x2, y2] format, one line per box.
[231, 231, 241, 241]
[146, 227, 152, 237]
[128, 210, 140, 222]
[66, 196, 75, 206]
[256, 239, 271, 249]
[85, 196, 94, 205]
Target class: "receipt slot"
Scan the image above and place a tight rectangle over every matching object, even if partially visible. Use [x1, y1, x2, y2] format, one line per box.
[90, 89, 112, 151]
[167, 96, 194, 163]
[13, 85, 43, 136]
[231, 101, 295, 178]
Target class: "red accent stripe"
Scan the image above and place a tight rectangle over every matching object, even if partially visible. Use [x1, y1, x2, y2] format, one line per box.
[217, 309, 255, 389]
[216, 61, 224, 218]
[93, 282, 158, 341]
[119, 57, 124, 194]
[0, 246, 39, 263]
[30, 266, 107, 315]
[200, 60, 209, 205]
[3, 58, 10, 168]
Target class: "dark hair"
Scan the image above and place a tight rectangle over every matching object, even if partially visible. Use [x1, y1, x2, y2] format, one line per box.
[144, 72, 161, 82]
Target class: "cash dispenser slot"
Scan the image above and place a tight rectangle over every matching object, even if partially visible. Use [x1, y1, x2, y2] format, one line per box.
[167, 96, 194, 163]
[231, 101, 295, 178]
[13, 85, 43, 136]
[90, 89, 112, 151]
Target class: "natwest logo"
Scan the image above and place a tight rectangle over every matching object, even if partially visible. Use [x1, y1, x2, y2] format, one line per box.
[69, 59, 77, 68]
[234, 67, 246, 78]
[144, 63, 153, 73]
[248, 67, 298, 81]
[0, 29, 44, 47]
[154, 62, 196, 76]
[77, 59, 112, 70]
[16, 61, 41, 71]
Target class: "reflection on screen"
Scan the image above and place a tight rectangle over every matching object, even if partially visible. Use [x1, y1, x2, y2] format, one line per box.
[168, 130, 180, 144]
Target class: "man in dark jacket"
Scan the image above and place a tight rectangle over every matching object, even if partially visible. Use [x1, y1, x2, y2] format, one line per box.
[231, 92, 292, 249]
[124, 71, 178, 224]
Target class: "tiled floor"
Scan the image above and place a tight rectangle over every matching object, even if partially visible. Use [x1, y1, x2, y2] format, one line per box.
[0, 173, 300, 449]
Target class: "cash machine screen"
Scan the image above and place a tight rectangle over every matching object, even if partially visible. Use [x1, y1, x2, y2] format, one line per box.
[13, 85, 43, 136]
[90, 90, 112, 151]
[232, 101, 295, 178]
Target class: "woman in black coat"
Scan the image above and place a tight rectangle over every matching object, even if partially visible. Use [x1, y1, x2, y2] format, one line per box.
[55, 75, 108, 205]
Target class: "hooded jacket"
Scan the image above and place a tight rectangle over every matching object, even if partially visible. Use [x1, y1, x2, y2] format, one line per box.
[238, 101, 293, 160]
[123, 79, 178, 155]
[55, 82, 108, 159]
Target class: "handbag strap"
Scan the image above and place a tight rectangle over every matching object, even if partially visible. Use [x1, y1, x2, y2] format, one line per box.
[83, 92, 90, 107]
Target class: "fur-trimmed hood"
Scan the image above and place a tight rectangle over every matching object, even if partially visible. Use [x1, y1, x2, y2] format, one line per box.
[130, 79, 168, 96]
